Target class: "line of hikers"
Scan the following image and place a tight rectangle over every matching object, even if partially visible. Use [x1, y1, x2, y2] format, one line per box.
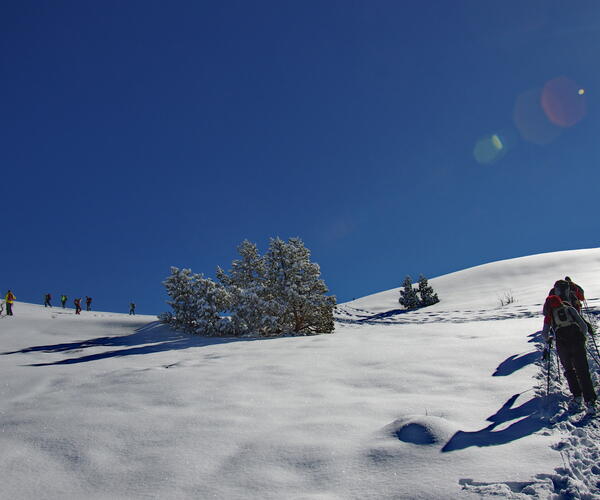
[542, 276, 597, 415]
[2, 290, 136, 316]
[45, 294, 93, 313]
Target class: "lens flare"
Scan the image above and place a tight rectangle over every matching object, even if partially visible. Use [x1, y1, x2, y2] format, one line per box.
[514, 87, 562, 145]
[541, 76, 587, 127]
[474, 134, 506, 164]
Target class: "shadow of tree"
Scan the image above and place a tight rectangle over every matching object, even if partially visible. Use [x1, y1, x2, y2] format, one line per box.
[2, 321, 266, 366]
[493, 350, 540, 377]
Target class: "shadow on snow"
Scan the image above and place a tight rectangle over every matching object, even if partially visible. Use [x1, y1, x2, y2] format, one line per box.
[492, 350, 540, 377]
[2, 322, 268, 366]
[442, 392, 563, 452]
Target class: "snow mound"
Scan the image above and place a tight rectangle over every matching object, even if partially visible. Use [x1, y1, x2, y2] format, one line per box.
[386, 416, 458, 445]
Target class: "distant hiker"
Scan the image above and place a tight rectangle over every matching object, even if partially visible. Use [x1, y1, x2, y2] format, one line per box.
[5, 290, 15, 316]
[565, 276, 585, 304]
[129, 302, 136, 315]
[61, 294, 68, 308]
[44, 293, 52, 307]
[546, 279, 582, 313]
[74, 298, 82, 315]
[0, 300, 4, 315]
[85, 296, 92, 311]
[543, 294, 597, 414]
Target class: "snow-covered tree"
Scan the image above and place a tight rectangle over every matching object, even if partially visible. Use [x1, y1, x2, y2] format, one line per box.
[192, 274, 231, 336]
[160, 267, 200, 333]
[161, 267, 230, 335]
[399, 275, 420, 309]
[162, 237, 336, 337]
[417, 274, 439, 307]
[217, 240, 276, 336]
[264, 237, 336, 335]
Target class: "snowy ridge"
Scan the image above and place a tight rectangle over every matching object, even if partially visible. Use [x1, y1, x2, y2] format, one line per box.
[1, 249, 600, 498]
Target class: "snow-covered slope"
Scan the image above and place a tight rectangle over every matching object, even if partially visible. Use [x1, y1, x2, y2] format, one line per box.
[1, 249, 599, 499]
[348, 247, 600, 312]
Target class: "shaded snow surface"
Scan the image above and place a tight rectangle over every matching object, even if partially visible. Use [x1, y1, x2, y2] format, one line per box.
[2, 248, 600, 498]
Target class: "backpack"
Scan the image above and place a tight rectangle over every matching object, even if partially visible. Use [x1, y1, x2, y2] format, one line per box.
[552, 303, 578, 330]
[553, 280, 581, 311]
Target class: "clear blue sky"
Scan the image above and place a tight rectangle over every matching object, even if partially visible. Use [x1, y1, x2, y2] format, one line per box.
[2, 1, 600, 314]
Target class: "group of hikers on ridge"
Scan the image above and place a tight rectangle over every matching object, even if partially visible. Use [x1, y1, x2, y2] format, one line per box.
[44, 294, 93, 313]
[542, 276, 597, 415]
[2, 290, 137, 316]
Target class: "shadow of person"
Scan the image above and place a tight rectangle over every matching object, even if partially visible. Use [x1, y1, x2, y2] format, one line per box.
[493, 351, 541, 377]
[442, 392, 562, 452]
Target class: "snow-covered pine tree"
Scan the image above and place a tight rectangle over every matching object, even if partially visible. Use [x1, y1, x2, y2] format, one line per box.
[192, 275, 231, 336]
[417, 274, 440, 307]
[417, 274, 439, 307]
[160, 267, 201, 333]
[264, 237, 336, 335]
[217, 240, 277, 336]
[161, 267, 230, 335]
[399, 275, 420, 309]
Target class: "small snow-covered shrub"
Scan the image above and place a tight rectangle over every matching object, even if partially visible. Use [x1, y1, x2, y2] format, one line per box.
[399, 274, 440, 309]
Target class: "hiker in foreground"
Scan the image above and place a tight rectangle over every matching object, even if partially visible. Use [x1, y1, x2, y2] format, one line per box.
[74, 298, 82, 315]
[5, 290, 15, 316]
[542, 294, 597, 414]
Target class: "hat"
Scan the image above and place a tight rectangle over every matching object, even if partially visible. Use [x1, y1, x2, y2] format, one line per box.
[546, 295, 562, 309]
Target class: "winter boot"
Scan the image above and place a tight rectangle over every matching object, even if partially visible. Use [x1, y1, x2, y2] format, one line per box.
[585, 400, 597, 416]
[568, 396, 583, 412]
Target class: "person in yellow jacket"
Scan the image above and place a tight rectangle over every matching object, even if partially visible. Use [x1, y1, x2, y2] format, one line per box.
[5, 290, 15, 316]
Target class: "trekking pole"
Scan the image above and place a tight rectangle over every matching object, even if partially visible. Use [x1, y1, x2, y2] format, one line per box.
[582, 299, 600, 361]
[548, 327, 560, 386]
[544, 340, 552, 396]
[586, 344, 600, 367]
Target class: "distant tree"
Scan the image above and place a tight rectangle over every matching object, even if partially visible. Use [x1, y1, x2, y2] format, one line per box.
[264, 237, 336, 335]
[399, 275, 420, 309]
[160, 267, 230, 335]
[217, 240, 276, 336]
[417, 274, 439, 307]
[162, 237, 336, 336]
[160, 267, 200, 333]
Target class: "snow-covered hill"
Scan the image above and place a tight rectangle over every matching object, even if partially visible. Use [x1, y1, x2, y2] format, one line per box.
[1, 249, 599, 498]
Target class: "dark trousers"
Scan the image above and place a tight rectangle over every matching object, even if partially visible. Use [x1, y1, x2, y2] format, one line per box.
[6, 303, 13, 315]
[556, 325, 597, 403]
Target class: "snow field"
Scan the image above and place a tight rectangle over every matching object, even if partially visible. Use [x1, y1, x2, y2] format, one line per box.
[1, 248, 600, 498]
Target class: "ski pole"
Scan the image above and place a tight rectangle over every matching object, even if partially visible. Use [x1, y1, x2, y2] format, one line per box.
[544, 341, 552, 396]
[586, 344, 600, 367]
[549, 328, 560, 386]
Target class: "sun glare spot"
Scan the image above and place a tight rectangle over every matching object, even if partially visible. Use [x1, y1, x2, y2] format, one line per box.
[474, 134, 506, 164]
[491, 134, 503, 150]
[541, 76, 587, 127]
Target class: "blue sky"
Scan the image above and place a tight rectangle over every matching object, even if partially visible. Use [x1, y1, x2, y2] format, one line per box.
[2, 1, 600, 314]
